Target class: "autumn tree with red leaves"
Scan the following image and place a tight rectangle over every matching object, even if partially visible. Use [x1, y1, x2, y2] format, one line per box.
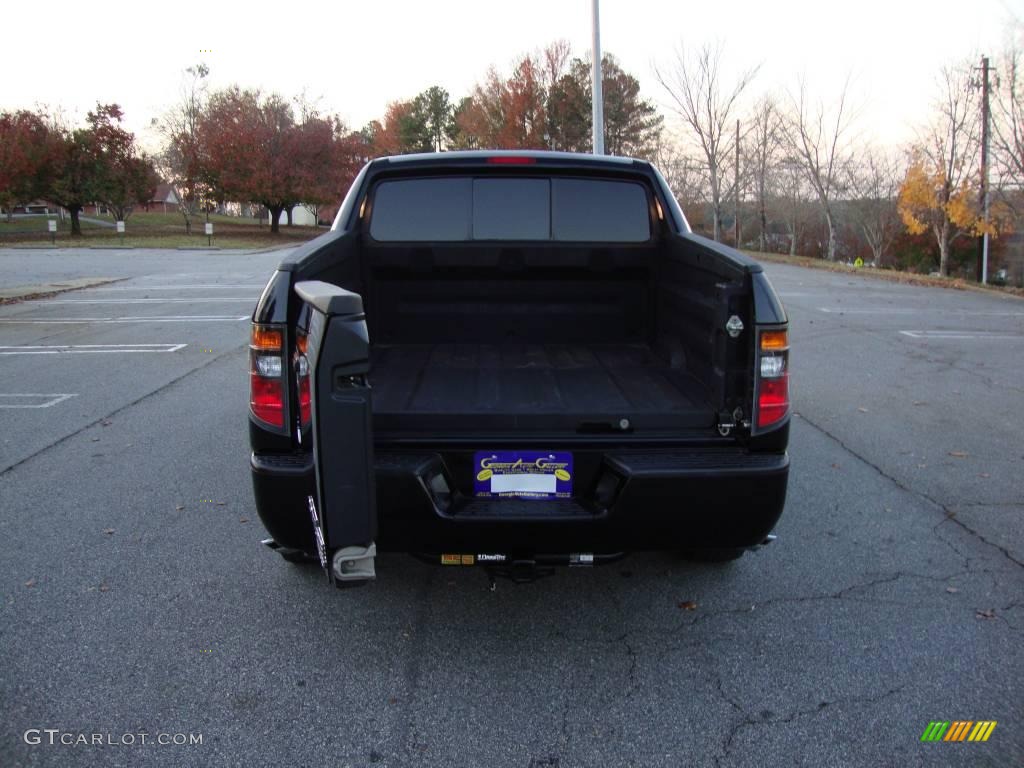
[201, 87, 305, 233]
[85, 104, 158, 222]
[44, 103, 156, 235]
[459, 56, 549, 149]
[0, 110, 63, 222]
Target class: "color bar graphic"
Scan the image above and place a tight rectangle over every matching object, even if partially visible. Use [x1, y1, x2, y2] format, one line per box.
[921, 720, 996, 742]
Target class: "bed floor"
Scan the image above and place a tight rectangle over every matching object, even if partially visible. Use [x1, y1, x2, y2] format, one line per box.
[368, 343, 712, 419]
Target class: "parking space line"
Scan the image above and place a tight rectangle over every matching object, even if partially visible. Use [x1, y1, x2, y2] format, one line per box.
[898, 330, 1023, 340]
[0, 316, 248, 324]
[0, 344, 187, 355]
[819, 307, 1024, 316]
[89, 285, 264, 291]
[0, 393, 78, 408]
[32, 298, 255, 304]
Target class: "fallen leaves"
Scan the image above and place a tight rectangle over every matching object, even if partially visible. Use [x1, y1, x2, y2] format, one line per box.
[857, 407, 869, 413]
[175, 505, 185, 511]
[946, 587, 959, 594]
[98, 583, 110, 593]
[978, 473, 990, 479]
[831, 463, 841, 469]
[103, 528, 115, 535]
[975, 609, 996, 620]
[239, 517, 249, 524]
[948, 451, 969, 458]
[678, 600, 698, 611]
[912, 401, 927, 406]
[24, 579, 36, 588]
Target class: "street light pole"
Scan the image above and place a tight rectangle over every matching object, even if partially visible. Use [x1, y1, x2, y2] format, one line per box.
[979, 55, 991, 285]
[591, 0, 604, 155]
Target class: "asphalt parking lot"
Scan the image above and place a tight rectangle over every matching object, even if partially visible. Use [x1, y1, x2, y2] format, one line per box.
[1, 248, 1022, 767]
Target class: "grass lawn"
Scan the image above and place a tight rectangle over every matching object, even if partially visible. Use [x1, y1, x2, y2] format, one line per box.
[111, 211, 265, 228]
[743, 250, 1024, 298]
[0, 212, 324, 250]
[0, 216, 106, 235]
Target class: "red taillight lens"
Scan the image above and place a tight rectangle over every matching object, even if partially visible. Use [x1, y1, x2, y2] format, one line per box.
[295, 331, 311, 427]
[298, 373, 311, 425]
[757, 377, 790, 428]
[250, 323, 284, 428]
[250, 375, 285, 426]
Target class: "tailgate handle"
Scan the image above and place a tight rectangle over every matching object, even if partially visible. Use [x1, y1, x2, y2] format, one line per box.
[294, 280, 363, 316]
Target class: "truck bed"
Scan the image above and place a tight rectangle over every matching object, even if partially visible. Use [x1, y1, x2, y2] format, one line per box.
[369, 342, 715, 433]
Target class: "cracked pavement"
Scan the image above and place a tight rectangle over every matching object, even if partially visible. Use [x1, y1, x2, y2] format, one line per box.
[0, 252, 1022, 766]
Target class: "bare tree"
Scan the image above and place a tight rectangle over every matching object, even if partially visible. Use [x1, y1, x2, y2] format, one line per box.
[785, 75, 856, 261]
[993, 45, 1024, 207]
[772, 155, 812, 256]
[655, 42, 759, 242]
[847, 147, 903, 265]
[158, 63, 211, 235]
[745, 95, 785, 251]
[654, 134, 705, 223]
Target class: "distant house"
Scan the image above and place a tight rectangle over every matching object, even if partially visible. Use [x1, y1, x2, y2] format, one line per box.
[78, 184, 179, 216]
[3, 201, 52, 215]
[143, 183, 179, 213]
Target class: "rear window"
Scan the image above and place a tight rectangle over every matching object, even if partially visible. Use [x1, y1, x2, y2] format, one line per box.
[368, 176, 651, 242]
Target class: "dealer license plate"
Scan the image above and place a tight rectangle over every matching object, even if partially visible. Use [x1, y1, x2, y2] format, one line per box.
[473, 451, 573, 499]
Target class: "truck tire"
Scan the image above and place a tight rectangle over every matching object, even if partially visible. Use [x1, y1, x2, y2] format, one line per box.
[278, 548, 316, 564]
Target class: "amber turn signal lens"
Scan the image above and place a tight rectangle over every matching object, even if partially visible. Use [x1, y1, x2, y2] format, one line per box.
[760, 330, 788, 351]
[250, 326, 283, 351]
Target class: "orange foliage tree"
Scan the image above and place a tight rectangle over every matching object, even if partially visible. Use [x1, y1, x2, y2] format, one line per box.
[897, 65, 991, 276]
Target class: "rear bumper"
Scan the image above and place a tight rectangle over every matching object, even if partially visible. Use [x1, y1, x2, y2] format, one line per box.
[251, 447, 788, 554]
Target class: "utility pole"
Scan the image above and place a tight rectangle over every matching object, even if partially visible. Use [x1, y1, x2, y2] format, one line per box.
[976, 55, 992, 284]
[734, 119, 740, 247]
[591, 0, 604, 155]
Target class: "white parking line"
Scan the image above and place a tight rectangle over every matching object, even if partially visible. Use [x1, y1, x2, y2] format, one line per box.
[899, 330, 1023, 340]
[32, 298, 255, 304]
[0, 343, 187, 355]
[89, 284, 264, 291]
[0, 393, 78, 408]
[819, 307, 1024, 316]
[0, 315, 248, 324]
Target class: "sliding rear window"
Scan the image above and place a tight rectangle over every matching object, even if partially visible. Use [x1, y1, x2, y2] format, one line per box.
[368, 177, 651, 242]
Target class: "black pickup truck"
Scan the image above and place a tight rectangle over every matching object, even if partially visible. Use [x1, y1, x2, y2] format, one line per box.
[249, 150, 789, 585]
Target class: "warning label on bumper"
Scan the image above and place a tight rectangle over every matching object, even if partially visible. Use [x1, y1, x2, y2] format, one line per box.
[473, 451, 573, 499]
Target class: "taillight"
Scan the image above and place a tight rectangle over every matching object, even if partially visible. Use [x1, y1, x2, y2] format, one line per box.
[249, 323, 285, 427]
[295, 332, 311, 427]
[756, 329, 790, 429]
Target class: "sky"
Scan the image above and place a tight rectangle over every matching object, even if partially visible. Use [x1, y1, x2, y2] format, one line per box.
[1, 0, 1020, 155]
